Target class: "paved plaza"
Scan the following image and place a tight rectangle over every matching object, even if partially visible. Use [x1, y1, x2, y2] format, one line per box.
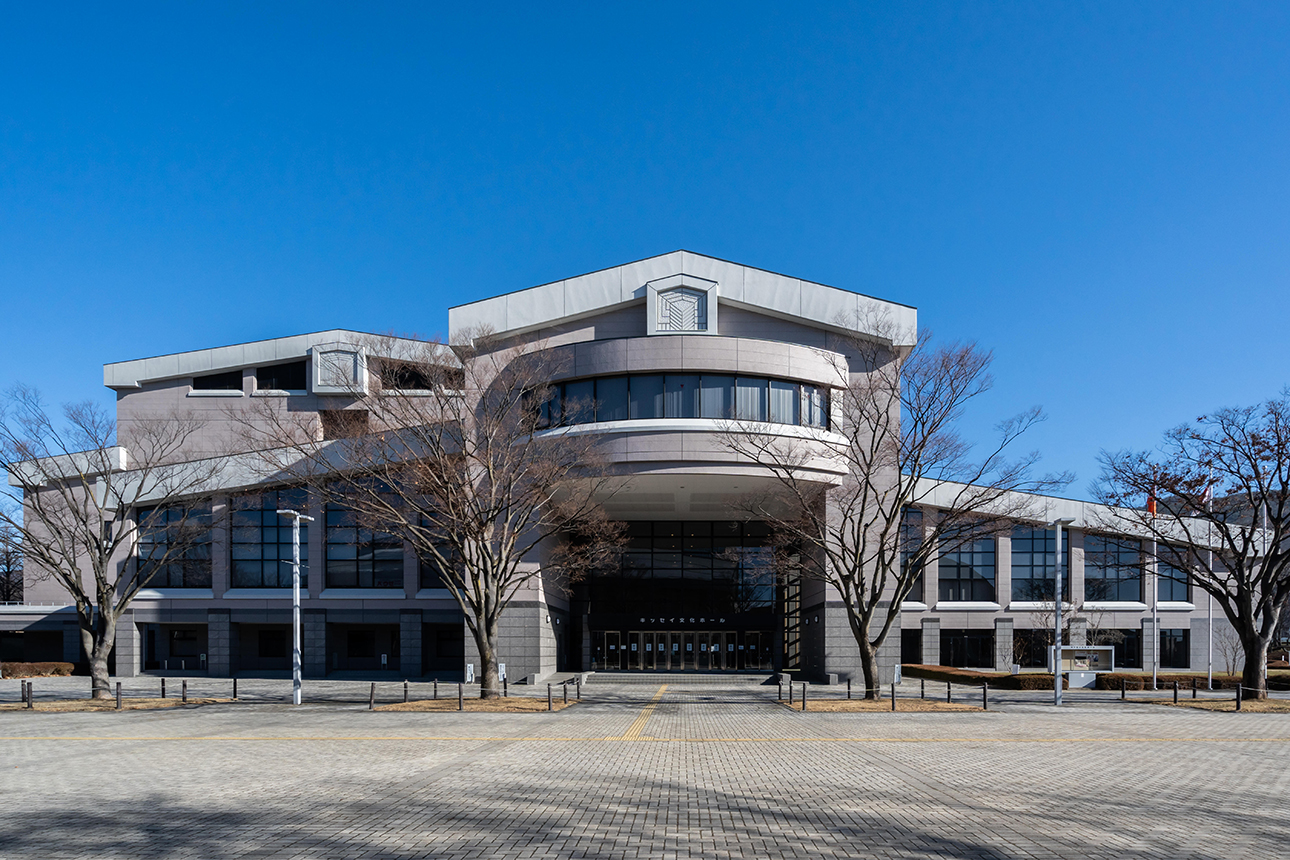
[1, 677, 1288, 859]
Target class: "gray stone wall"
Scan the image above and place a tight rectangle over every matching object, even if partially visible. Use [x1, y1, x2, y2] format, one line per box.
[993, 617, 1014, 672]
[113, 613, 139, 677]
[399, 610, 422, 677]
[920, 618, 940, 666]
[207, 609, 231, 676]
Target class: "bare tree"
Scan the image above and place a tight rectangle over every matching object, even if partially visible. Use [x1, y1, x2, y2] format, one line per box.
[722, 318, 1069, 697]
[1214, 622, 1243, 677]
[1094, 390, 1290, 698]
[243, 332, 621, 698]
[0, 522, 21, 603]
[0, 386, 225, 697]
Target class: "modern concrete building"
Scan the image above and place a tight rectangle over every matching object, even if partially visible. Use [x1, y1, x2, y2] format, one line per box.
[2, 251, 1225, 682]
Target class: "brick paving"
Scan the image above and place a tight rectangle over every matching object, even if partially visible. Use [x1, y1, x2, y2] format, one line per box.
[1, 676, 1288, 858]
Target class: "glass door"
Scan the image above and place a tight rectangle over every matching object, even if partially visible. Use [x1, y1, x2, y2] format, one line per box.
[605, 631, 622, 670]
[641, 632, 656, 670]
[697, 634, 710, 670]
[627, 632, 641, 670]
[592, 631, 606, 670]
[683, 632, 696, 669]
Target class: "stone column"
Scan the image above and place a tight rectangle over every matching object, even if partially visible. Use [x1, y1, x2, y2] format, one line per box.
[920, 617, 941, 666]
[1068, 616, 1089, 647]
[995, 531, 1012, 606]
[113, 612, 140, 677]
[207, 609, 232, 677]
[1141, 617, 1159, 675]
[1068, 529, 1086, 606]
[303, 608, 327, 677]
[993, 617, 1014, 672]
[400, 609, 422, 677]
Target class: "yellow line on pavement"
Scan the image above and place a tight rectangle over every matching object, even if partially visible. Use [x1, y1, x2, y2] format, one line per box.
[611, 685, 668, 741]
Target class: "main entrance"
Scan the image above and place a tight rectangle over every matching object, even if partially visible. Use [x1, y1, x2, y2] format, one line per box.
[591, 630, 774, 671]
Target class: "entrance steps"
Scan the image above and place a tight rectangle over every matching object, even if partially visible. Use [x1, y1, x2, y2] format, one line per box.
[587, 672, 775, 685]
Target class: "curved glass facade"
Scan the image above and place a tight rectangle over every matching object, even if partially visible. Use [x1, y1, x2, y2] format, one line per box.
[539, 373, 829, 429]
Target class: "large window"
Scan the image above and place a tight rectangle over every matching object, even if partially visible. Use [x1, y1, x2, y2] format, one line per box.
[325, 506, 404, 589]
[1010, 526, 1070, 602]
[1084, 535, 1142, 602]
[256, 361, 307, 392]
[1157, 549, 1191, 602]
[230, 488, 309, 588]
[192, 369, 242, 391]
[137, 506, 212, 588]
[900, 508, 924, 603]
[938, 537, 996, 602]
[1160, 628, 1190, 668]
[940, 630, 995, 668]
[539, 373, 829, 430]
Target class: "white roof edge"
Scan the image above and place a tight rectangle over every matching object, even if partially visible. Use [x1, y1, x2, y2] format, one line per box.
[102, 330, 431, 390]
[447, 250, 917, 346]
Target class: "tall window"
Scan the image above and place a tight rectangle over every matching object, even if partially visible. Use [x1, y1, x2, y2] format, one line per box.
[900, 508, 924, 603]
[1084, 535, 1141, 601]
[1160, 629, 1190, 668]
[1010, 526, 1070, 602]
[1157, 548, 1191, 602]
[230, 488, 309, 588]
[137, 506, 212, 588]
[939, 537, 996, 602]
[325, 506, 403, 589]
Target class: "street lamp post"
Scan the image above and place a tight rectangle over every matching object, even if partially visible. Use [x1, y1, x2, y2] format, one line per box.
[1049, 517, 1076, 707]
[278, 509, 315, 706]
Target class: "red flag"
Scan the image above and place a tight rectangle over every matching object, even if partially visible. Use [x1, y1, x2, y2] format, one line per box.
[1147, 491, 1157, 518]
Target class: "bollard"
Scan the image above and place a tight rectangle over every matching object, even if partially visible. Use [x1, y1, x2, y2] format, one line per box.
[233, 678, 238, 700]
[576, 679, 581, 701]
[847, 679, 852, 700]
[921, 678, 925, 699]
[982, 682, 988, 711]
[117, 682, 122, 710]
[458, 682, 463, 711]
[563, 682, 568, 705]
[504, 678, 508, 698]
[161, 678, 166, 699]
[801, 683, 807, 712]
[404, 680, 409, 703]
[434, 678, 438, 700]
[1121, 679, 1126, 700]
[947, 682, 952, 703]
[891, 682, 896, 712]
[25, 681, 32, 709]
[369, 682, 376, 710]
[182, 680, 188, 703]
[1192, 678, 1198, 699]
[1173, 681, 1178, 704]
[778, 679, 783, 702]
[547, 683, 553, 711]
[789, 682, 794, 705]
[1236, 684, 1242, 711]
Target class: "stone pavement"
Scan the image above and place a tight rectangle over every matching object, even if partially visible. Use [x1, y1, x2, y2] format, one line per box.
[1, 677, 1288, 859]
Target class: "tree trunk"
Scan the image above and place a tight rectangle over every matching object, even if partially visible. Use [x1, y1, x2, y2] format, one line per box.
[470, 619, 502, 699]
[858, 635, 881, 700]
[1241, 634, 1269, 700]
[83, 613, 116, 700]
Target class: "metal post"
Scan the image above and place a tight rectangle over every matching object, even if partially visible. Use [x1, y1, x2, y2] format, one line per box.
[891, 681, 896, 710]
[404, 680, 409, 703]
[233, 678, 238, 700]
[563, 682, 568, 705]
[982, 682, 988, 710]
[801, 683, 807, 711]
[920, 678, 925, 699]
[278, 510, 313, 707]
[434, 678, 438, 700]
[458, 682, 463, 711]
[369, 682, 375, 710]
[1173, 681, 1178, 704]
[789, 682, 793, 705]
[1192, 678, 1197, 699]
[1236, 683, 1242, 711]
[161, 678, 166, 699]
[182, 680, 187, 703]
[504, 678, 508, 698]
[778, 679, 783, 701]
[116, 682, 122, 710]
[1151, 536, 1159, 691]
[547, 683, 553, 711]
[1121, 679, 1126, 700]
[946, 681, 951, 703]
[847, 679, 851, 700]
[1051, 517, 1074, 707]
[576, 679, 581, 701]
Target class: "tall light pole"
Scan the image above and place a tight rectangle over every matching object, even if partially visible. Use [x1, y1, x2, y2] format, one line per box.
[278, 509, 314, 706]
[1049, 517, 1075, 706]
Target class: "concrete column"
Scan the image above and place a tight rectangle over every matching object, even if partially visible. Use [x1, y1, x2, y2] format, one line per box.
[920, 617, 941, 666]
[1068, 529, 1086, 606]
[995, 531, 1012, 605]
[993, 617, 1014, 672]
[1068, 616, 1089, 647]
[399, 609, 422, 677]
[113, 612, 140, 677]
[303, 608, 327, 677]
[207, 609, 232, 677]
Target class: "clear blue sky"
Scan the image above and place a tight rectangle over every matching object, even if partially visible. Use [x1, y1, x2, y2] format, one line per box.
[2, 3, 1287, 495]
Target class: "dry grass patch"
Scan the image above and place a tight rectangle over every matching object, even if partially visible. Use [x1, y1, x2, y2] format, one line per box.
[779, 698, 983, 713]
[1127, 697, 1290, 713]
[376, 697, 578, 713]
[0, 697, 229, 713]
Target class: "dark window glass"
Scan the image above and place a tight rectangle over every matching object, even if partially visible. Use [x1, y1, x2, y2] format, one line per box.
[379, 361, 432, 391]
[256, 361, 307, 391]
[230, 488, 309, 588]
[1084, 535, 1142, 602]
[325, 505, 403, 589]
[938, 537, 996, 602]
[259, 629, 287, 659]
[1160, 628, 1190, 668]
[347, 629, 376, 659]
[1010, 526, 1070, 602]
[1114, 629, 1143, 669]
[699, 375, 734, 419]
[900, 508, 924, 603]
[192, 370, 242, 391]
[563, 379, 595, 424]
[665, 375, 700, 419]
[629, 375, 665, 420]
[1157, 549, 1191, 602]
[940, 630, 995, 668]
[735, 377, 768, 421]
[137, 506, 213, 588]
[595, 377, 629, 422]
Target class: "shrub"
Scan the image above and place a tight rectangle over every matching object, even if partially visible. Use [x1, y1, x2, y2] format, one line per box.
[1, 661, 75, 678]
[901, 664, 1065, 690]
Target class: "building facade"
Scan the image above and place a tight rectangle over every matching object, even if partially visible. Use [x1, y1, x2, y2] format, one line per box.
[3, 252, 1226, 682]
